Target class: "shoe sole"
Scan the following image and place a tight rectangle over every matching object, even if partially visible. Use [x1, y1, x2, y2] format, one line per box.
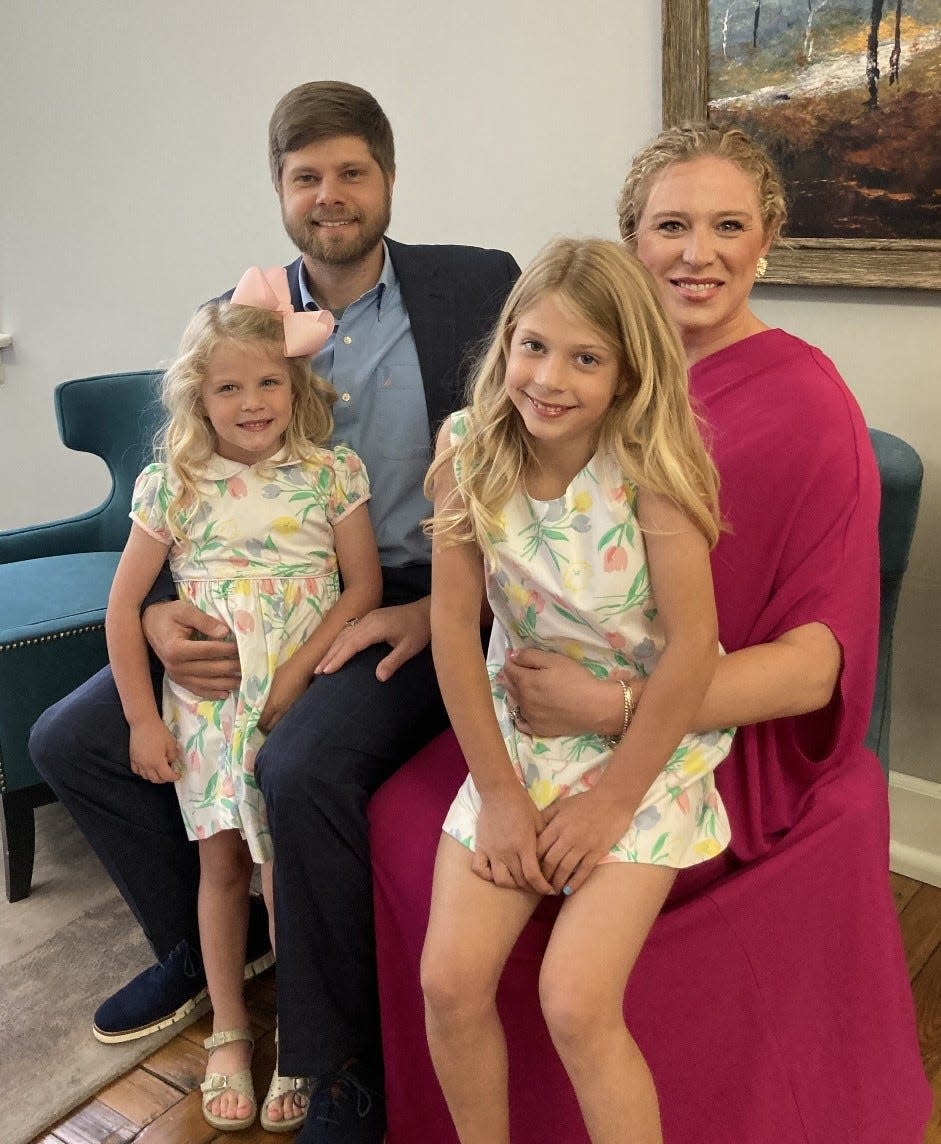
[92, 948, 276, 1044]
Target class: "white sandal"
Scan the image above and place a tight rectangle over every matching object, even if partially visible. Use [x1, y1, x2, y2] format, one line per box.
[201, 1027, 256, 1132]
[260, 1028, 310, 1133]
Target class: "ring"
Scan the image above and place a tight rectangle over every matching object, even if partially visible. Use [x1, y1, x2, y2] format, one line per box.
[509, 704, 522, 725]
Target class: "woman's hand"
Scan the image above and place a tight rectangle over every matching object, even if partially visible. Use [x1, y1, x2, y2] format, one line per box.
[129, 717, 180, 784]
[142, 600, 240, 698]
[474, 786, 556, 896]
[537, 789, 636, 895]
[499, 648, 641, 738]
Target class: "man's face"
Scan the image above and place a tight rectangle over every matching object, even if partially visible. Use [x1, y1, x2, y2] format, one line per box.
[278, 134, 393, 268]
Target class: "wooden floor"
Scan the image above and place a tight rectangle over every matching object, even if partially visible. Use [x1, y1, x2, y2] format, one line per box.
[31, 873, 941, 1143]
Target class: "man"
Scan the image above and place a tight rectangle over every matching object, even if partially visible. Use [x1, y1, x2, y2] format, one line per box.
[31, 80, 519, 1143]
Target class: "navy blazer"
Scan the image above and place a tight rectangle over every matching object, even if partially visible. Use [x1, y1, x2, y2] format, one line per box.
[284, 239, 520, 437]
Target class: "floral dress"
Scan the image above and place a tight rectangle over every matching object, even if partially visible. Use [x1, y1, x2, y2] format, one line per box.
[131, 445, 370, 863]
[443, 411, 733, 868]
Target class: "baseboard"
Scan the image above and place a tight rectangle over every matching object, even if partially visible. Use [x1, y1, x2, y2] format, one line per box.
[888, 771, 941, 889]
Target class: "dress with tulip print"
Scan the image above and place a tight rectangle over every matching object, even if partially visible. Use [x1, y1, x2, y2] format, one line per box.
[130, 445, 370, 863]
[442, 410, 733, 868]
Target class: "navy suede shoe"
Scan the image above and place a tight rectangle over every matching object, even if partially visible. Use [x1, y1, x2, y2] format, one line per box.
[299, 1060, 385, 1143]
[92, 894, 274, 1043]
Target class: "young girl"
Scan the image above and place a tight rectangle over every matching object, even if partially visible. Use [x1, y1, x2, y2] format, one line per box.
[421, 237, 734, 1143]
[106, 267, 382, 1134]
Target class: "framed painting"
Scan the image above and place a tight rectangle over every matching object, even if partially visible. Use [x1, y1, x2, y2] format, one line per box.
[661, 0, 941, 288]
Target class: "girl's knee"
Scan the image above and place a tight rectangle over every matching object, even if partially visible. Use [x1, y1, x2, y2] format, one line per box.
[540, 966, 618, 1049]
[420, 943, 492, 1022]
[198, 832, 253, 889]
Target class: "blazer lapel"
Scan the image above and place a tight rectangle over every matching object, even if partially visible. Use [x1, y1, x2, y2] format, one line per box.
[387, 240, 457, 433]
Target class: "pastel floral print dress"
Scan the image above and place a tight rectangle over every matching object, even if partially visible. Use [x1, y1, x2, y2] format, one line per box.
[131, 445, 370, 862]
[442, 411, 733, 868]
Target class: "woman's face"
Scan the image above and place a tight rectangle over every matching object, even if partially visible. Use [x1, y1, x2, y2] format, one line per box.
[634, 155, 772, 364]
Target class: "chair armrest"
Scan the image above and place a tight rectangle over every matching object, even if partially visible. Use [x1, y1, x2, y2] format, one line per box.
[0, 505, 113, 565]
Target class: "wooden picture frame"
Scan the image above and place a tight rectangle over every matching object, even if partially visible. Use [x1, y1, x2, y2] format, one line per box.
[661, 0, 941, 289]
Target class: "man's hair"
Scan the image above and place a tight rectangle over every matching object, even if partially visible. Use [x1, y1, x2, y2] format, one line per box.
[268, 80, 396, 187]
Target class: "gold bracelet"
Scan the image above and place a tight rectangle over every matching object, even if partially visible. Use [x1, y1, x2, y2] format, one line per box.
[604, 679, 635, 748]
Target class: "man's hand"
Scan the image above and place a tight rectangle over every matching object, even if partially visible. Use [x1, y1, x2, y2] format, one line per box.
[141, 599, 240, 698]
[129, 717, 181, 784]
[316, 598, 431, 682]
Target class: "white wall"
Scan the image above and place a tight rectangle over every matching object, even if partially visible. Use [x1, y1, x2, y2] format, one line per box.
[1, 1, 937, 783]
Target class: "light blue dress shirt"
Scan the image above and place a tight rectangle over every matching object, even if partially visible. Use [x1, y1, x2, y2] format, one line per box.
[300, 244, 432, 569]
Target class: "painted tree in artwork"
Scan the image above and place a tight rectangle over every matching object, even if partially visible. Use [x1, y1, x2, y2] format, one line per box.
[803, 0, 831, 60]
[866, 0, 905, 106]
[888, 0, 904, 87]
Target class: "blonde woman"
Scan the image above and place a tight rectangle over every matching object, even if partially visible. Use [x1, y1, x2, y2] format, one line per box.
[420, 237, 734, 1144]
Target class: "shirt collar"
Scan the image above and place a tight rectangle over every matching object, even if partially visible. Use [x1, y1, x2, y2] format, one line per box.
[201, 446, 301, 481]
[298, 240, 393, 316]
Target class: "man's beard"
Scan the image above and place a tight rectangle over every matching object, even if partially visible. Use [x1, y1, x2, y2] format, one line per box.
[284, 198, 392, 267]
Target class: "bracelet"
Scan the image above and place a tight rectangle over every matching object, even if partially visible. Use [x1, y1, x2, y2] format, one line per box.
[604, 680, 635, 748]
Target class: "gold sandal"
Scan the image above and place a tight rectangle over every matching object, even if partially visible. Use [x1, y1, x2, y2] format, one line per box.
[200, 1027, 256, 1132]
[260, 1027, 310, 1133]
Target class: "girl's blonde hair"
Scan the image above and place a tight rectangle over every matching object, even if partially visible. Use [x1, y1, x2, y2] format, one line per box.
[617, 121, 787, 248]
[426, 236, 721, 555]
[157, 300, 336, 541]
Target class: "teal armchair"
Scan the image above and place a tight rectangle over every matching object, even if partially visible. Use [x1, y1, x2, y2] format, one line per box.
[865, 429, 923, 776]
[0, 371, 163, 900]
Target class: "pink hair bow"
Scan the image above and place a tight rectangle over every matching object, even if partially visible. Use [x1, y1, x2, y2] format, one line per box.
[230, 265, 335, 358]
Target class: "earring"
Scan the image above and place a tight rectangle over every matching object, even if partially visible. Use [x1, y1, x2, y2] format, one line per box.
[755, 256, 768, 279]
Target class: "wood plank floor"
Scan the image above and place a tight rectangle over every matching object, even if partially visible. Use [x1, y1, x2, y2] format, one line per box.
[31, 872, 941, 1143]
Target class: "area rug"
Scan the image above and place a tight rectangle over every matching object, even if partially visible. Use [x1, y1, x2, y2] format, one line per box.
[0, 807, 194, 1144]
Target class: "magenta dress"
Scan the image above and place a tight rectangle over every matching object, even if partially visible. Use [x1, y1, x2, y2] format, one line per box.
[369, 329, 931, 1143]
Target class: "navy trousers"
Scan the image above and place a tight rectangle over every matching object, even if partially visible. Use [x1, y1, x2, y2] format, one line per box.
[30, 605, 447, 1081]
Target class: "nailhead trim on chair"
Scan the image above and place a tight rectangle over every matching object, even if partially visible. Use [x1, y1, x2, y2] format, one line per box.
[0, 621, 105, 653]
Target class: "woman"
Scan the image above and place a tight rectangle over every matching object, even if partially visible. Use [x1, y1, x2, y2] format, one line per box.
[369, 124, 931, 1143]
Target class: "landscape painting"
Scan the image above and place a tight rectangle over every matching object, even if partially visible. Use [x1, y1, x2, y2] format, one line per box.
[662, 0, 941, 287]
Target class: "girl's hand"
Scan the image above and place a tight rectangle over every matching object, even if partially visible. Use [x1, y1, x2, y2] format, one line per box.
[537, 789, 636, 895]
[499, 649, 642, 738]
[129, 718, 180, 784]
[474, 787, 556, 896]
[259, 661, 311, 734]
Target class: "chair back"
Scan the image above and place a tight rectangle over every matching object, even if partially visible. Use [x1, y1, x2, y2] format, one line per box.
[866, 428, 923, 774]
[54, 371, 164, 551]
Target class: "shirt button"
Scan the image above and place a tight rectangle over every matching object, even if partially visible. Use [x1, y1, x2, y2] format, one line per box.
[343, 335, 352, 345]
[341, 393, 351, 402]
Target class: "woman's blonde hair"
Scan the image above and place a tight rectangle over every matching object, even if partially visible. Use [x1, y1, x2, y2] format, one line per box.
[157, 300, 336, 541]
[426, 236, 721, 556]
[617, 121, 787, 249]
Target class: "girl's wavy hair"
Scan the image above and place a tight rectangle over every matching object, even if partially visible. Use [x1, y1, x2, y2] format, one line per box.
[617, 121, 787, 248]
[426, 236, 721, 558]
[156, 300, 336, 542]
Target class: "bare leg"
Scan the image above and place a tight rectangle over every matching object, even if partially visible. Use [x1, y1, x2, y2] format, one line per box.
[198, 831, 255, 1124]
[259, 857, 309, 1127]
[421, 835, 541, 1144]
[540, 863, 677, 1144]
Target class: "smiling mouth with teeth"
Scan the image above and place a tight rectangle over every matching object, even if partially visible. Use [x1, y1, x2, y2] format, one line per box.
[527, 394, 573, 417]
[672, 279, 721, 291]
